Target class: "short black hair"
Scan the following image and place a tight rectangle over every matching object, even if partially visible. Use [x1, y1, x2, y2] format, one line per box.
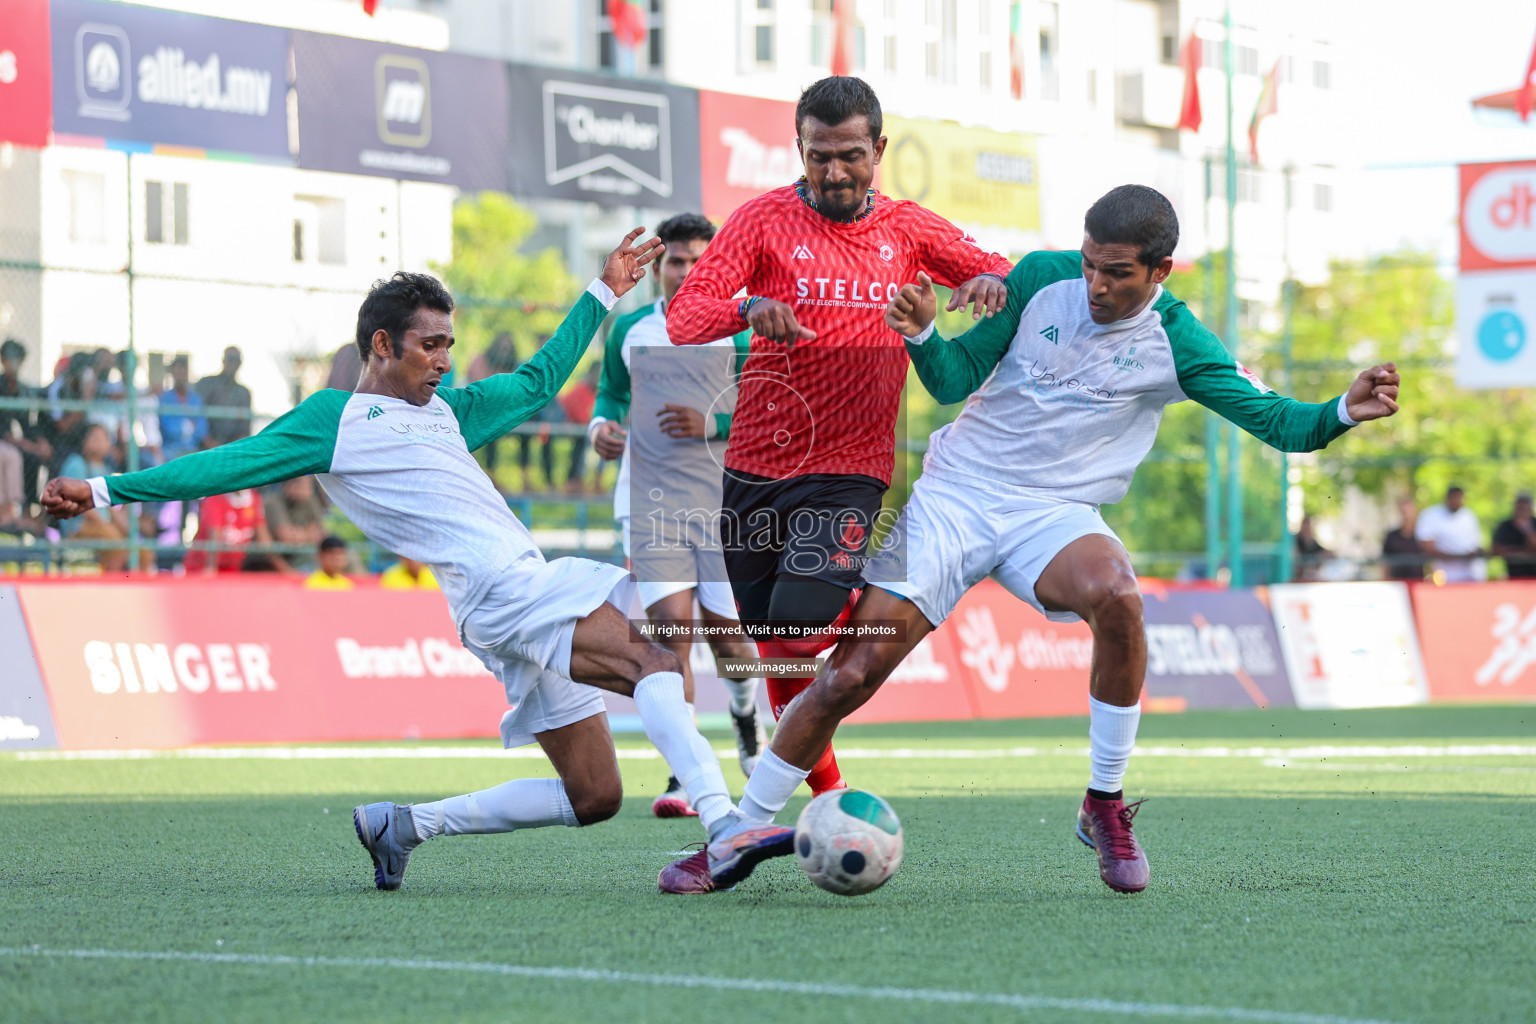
[655, 212, 716, 247]
[0, 338, 24, 362]
[796, 76, 882, 141]
[1084, 185, 1180, 268]
[355, 272, 455, 363]
[319, 535, 348, 552]
[1447, 485, 1465, 496]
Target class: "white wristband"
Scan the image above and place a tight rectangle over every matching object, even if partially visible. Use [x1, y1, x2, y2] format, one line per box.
[905, 322, 936, 345]
[587, 417, 608, 444]
[586, 278, 619, 310]
[87, 476, 112, 509]
[1336, 395, 1358, 427]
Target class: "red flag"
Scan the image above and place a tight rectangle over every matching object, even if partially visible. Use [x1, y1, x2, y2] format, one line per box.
[1519, 29, 1536, 121]
[831, 0, 855, 76]
[362, 0, 378, 15]
[1176, 31, 1202, 132]
[1248, 60, 1280, 163]
[607, 0, 648, 51]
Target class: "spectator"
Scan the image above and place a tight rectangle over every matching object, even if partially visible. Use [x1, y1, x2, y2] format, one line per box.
[57, 424, 131, 571]
[1293, 514, 1332, 581]
[0, 339, 52, 528]
[559, 362, 600, 493]
[266, 475, 328, 548]
[1381, 497, 1427, 581]
[1492, 492, 1536, 580]
[196, 346, 253, 445]
[467, 333, 520, 472]
[158, 356, 207, 460]
[44, 356, 98, 470]
[184, 470, 290, 575]
[379, 556, 439, 590]
[1415, 485, 1487, 582]
[326, 341, 363, 393]
[304, 535, 354, 590]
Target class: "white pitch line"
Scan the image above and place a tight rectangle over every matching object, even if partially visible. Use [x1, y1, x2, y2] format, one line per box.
[1260, 759, 1536, 774]
[0, 947, 1407, 1024]
[7, 743, 1535, 762]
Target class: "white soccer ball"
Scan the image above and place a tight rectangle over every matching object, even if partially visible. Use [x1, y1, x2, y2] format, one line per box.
[794, 789, 904, 896]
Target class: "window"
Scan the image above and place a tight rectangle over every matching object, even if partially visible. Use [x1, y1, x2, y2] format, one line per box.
[144, 180, 187, 245]
[884, 34, 897, 71]
[1038, 0, 1060, 100]
[979, 51, 992, 92]
[1313, 59, 1331, 89]
[755, 24, 773, 63]
[63, 169, 106, 243]
[292, 196, 346, 266]
[1313, 182, 1333, 212]
[1236, 167, 1262, 204]
[1236, 44, 1258, 77]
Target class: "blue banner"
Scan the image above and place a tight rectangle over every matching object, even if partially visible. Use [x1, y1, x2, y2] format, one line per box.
[50, 0, 290, 157]
[0, 585, 58, 750]
[1142, 588, 1295, 709]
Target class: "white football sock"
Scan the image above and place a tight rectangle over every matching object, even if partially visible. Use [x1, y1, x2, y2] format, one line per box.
[723, 676, 761, 716]
[633, 671, 733, 837]
[1087, 695, 1142, 794]
[737, 749, 810, 824]
[411, 777, 579, 843]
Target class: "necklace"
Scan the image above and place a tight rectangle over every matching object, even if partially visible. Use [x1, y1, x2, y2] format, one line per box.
[794, 176, 876, 224]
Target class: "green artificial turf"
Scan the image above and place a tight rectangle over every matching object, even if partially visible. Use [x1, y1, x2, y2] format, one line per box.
[1, 705, 1532, 1023]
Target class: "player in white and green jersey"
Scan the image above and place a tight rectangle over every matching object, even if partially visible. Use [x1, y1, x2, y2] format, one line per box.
[41, 228, 795, 897]
[721, 185, 1402, 895]
[590, 213, 765, 817]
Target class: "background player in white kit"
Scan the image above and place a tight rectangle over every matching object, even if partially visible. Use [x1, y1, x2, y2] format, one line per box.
[590, 213, 767, 817]
[717, 186, 1402, 894]
[42, 228, 792, 896]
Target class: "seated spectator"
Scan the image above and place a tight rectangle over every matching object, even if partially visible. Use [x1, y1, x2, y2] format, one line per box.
[1381, 497, 1427, 581]
[0, 339, 48, 535]
[1293, 514, 1331, 581]
[305, 536, 354, 590]
[58, 424, 131, 572]
[1415, 485, 1487, 582]
[267, 475, 328, 547]
[44, 356, 99, 471]
[1492, 492, 1536, 579]
[379, 556, 439, 590]
[158, 356, 207, 460]
[184, 470, 291, 575]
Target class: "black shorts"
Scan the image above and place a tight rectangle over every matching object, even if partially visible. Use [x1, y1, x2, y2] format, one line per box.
[720, 471, 889, 592]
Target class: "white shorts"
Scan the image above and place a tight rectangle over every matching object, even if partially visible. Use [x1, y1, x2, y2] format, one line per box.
[459, 555, 636, 748]
[866, 473, 1121, 626]
[619, 514, 738, 618]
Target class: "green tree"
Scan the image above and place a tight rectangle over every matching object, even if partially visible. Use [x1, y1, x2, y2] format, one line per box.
[434, 192, 580, 369]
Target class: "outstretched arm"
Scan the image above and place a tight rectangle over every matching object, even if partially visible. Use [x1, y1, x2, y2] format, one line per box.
[42, 391, 348, 517]
[1170, 302, 1401, 451]
[441, 228, 664, 452]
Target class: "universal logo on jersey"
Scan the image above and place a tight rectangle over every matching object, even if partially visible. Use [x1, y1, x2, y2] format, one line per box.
[544, 79, 672, 198]
[376, 54, 430, 147]
[75, 22, 273, 122]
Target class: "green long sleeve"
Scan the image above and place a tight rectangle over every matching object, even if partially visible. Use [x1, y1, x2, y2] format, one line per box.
[103, 390, 347, 504]
[1161, 295, 1351, 452]
[906, 251, 1081, 405]
[441, 290, 609, 451]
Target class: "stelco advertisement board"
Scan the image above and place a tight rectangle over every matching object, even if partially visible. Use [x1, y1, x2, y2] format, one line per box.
[49, 0, 289, 157]
[1458, 160, 1536, 389]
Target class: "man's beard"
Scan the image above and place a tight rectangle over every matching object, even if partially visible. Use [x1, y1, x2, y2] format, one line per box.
[815, 186, 864, 221]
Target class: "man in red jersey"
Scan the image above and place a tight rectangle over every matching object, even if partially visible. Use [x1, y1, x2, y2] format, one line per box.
[667, 77, 1011, 802]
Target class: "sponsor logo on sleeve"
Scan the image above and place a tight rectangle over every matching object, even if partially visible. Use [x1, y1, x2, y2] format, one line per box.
[1236, 362, 1273, 393]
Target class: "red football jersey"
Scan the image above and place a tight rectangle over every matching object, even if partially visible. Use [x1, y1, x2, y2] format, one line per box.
[668, 185, 1011, 483]
[185, 489, 266, 574]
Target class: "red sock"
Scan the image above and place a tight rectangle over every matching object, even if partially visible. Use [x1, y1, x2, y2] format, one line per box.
[759, 636, 847, 796]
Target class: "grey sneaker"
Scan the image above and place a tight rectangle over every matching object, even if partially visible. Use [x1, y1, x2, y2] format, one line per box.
[731, 706, 767, 777]
[353, 802, 418, 890]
